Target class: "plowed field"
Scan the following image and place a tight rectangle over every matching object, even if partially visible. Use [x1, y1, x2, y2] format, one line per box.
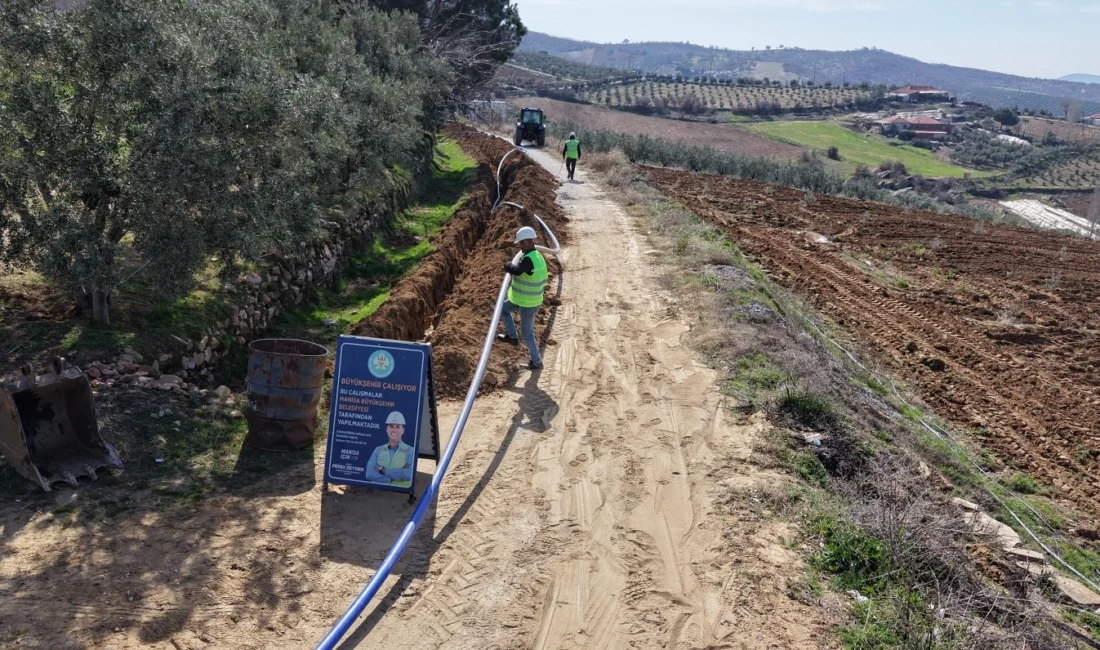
[647, 167, 1100, 517]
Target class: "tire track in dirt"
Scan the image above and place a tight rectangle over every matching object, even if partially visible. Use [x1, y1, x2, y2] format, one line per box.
[0, 141, 836, 650]
[646, 167, 1100, 520]
[344, 147, 838, 649]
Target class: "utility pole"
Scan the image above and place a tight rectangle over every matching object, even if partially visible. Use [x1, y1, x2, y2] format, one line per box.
[1088, 186, 1100, 240]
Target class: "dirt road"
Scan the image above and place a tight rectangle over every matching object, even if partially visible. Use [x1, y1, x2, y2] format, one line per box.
[331, 146, 833, 649]
[0, 146, 831, 649]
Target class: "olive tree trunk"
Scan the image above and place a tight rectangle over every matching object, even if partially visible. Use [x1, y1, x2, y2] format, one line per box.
[91, 289, 110, 327]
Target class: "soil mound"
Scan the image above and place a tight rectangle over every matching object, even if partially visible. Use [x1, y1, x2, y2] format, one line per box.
[354, 124, 568, 397]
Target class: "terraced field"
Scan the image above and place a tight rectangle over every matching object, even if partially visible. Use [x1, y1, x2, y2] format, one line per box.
[1010, 146, 1100, 191]
[579, 80, 873, 112]
[1017, 116, 1100, 146]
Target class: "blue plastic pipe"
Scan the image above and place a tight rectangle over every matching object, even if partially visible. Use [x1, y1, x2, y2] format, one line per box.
[314, 270, 511, 650]
[314, 146, 559, 649]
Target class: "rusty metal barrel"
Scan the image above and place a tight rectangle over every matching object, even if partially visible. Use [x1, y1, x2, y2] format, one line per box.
[245, 339, 329, 451]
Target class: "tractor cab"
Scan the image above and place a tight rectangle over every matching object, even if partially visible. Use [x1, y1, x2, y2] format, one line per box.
[515, 107, 546, 147]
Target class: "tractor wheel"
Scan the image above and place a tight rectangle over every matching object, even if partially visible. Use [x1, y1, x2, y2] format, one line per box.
[537, 132, 545, 147]
[514, 128, 522, 146]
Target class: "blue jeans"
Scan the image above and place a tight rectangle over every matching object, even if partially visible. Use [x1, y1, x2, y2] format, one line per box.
[502, 300, 542, 366]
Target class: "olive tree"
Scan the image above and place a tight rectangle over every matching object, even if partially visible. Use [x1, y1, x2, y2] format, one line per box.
[368, 0, 525, 92]
[0, 0, 451, 326]
[993, 108, 1019, 130]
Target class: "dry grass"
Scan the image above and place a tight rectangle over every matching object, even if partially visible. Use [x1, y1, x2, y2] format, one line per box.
[586, 151, 639, 190]
[584, 150, 629, 173]
[829, 455, 1080, 650]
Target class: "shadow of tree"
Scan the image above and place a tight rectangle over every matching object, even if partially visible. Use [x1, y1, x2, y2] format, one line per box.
[0, 247, 564, 649]
[0, 455, 324, 647]
[0, 429, 330, 647]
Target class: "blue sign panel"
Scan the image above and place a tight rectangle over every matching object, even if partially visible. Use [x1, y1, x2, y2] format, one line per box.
[324, 336, 432, 493]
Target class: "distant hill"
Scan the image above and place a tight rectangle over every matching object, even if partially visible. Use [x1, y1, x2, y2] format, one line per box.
[509, 50, 624, 83]
[1061, 74, 1100, 85]
[520, 32, 1100, 116]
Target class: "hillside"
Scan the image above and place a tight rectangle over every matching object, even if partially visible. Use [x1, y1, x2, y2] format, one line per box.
[520, 32, 1100, 114]
[1061, 73, 1100, 85]
[509, 50, 623, 82]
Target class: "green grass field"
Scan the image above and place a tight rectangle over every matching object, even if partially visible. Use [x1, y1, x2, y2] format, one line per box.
[748, 121, 990, 178]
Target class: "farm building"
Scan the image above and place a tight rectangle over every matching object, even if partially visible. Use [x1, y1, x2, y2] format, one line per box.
[886, 85, 952, 103]
[1087, 113, 1100, 126]
[877, 115, 952, 139]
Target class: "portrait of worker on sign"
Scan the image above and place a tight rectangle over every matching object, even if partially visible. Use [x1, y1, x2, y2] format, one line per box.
[364, 411, 415, 488]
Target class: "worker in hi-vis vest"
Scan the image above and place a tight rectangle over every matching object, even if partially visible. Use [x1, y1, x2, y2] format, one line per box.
[562, 132, 581, 181]
[364, 411, 414, 487]
[499, 226, 548, 370]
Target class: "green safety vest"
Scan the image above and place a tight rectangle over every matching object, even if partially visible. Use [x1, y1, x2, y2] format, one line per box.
[507, 250, 548, 308]
[375, 442, 412, 487]
[565, 139, 580, 160]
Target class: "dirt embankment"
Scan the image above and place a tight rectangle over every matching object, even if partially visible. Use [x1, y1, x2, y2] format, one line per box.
[353, 159, 497, 343]
[355, 124, 568, 396]
[646, 166, 1100, 520]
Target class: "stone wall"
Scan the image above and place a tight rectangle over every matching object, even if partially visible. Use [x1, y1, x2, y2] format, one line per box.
[170, 210, 389, 384]
[80, 205, 392, 394]
[72, 151, 432, 392]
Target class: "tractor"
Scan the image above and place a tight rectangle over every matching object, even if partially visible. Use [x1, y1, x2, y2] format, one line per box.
[514, 107, 546, 147]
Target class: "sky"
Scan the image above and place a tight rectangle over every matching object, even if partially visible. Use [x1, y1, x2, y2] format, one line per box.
[514, 0, 1096, 80]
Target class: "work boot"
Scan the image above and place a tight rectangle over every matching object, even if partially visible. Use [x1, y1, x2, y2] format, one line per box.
[528, 360, 544, 370]
[496, 333, 518, 345]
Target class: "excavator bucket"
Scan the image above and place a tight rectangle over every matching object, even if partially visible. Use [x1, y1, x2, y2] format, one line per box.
[0, 358, 122, 491]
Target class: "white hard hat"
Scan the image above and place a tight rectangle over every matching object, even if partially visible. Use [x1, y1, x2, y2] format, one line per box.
[515, 226, 537, 243]
[386, 412, 406, 426]
[569, 132, 576, 138]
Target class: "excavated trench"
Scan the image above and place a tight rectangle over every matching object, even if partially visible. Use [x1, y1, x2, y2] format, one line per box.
[353, 124, 567, 396]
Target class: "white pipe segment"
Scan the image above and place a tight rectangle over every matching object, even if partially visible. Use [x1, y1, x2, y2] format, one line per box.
[492, 150, 562, 259]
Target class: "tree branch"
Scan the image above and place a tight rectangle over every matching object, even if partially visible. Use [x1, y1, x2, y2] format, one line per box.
[15, 134, 53, 211]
